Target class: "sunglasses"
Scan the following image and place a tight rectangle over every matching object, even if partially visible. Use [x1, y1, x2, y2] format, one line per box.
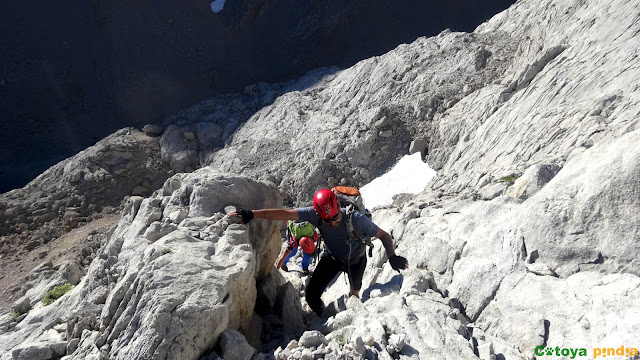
[322, 212, 341, 224]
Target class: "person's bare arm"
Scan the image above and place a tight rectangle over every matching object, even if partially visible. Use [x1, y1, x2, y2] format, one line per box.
[375, 228, 396, 258]
[253, 209, 299, 221]
[229, 208, 299, 223]
[375, 228, 409, 270]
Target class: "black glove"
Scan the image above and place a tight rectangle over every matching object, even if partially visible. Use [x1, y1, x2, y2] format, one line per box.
[238, 209, 254, 224]
[389, 255, 407, 272]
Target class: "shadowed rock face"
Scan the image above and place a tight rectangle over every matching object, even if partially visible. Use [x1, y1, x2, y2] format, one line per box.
[0, 0, 515, 192]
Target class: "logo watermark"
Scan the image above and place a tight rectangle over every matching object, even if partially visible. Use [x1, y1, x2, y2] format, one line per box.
[535, 347, 587, 359]
[534, 345, 638, 359]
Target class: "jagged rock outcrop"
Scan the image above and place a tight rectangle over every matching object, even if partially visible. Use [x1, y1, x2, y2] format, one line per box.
[0, 171, 301, 359]
[2, 0, 640, 358]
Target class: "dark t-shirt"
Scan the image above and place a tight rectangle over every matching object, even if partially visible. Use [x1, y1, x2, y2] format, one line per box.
[296, 206, 379, 261]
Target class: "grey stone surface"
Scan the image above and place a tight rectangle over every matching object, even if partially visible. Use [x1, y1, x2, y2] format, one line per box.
[298, 330, 327, 349]
[3, 0, 640, 359]
[220, 329, 257, 360]
[11, 342, 53, 360]
[1, 171, 283, 360]
[142, 125, 163, 137]
[409, 138, 428, 157]
[11, 298, 31, 316]
[0, 128, 173, 301]
[504, 163, 561, 200]
[272, 283, 308, 339]
[16, 260, 85, 313]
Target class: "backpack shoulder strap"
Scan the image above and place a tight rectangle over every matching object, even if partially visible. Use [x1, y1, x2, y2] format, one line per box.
[345, 205, 374, 257]
[345, 205, 354, 235]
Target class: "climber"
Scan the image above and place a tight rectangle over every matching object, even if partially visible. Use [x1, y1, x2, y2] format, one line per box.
[230, 188, 408, 317]
[276, 220, 320, 275]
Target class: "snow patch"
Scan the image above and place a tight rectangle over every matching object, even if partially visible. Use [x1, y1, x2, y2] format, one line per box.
[361, 153, 436, 209]
[210, 0, 226, 13]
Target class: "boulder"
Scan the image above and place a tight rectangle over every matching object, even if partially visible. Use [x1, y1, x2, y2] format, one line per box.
[89, 171, 282, 359]
[11, 342, 53, 360]
[142, 124, 163, 137]
[409, 138, 428, 157]
[298, 330, 327, 349]
[219, 329, 257, 360]
[160, 125, 199, 173]
[11, 297, 31, 316]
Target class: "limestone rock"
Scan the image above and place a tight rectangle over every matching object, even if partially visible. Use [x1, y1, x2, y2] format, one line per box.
[219, 329, 257, 360]
[143, 221, 177, 242]
[255, 271, 286, 316]
[272, 282, 308, 338]
[18, 260, 84, 312]
[11, 342, 53, 360]
[477, 342, 496, 360]
[183, 131, 195, 141]
[409, 138, 427, 157]
[142, 124, 163, 137]
[476, 272, 640, 354]
[386, 333, 405, 354]
[160, 125, 198, 173]
[11, 297, 31, 316]
[505, 163, 561, 200]
[56, 260, 85, 286]
[0, 172, 283, 360]
[374, 116, 391, 129]
[298, 330, 327, 349]
[379, 130, 393, 138]
[1, 127, 171, 305]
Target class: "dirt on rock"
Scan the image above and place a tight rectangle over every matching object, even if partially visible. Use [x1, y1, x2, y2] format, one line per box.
[0, 214, 120, 309]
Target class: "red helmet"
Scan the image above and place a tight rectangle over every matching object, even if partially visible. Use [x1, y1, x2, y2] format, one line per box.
[299, 236, 315, 254]
[313, 189, 340, 220]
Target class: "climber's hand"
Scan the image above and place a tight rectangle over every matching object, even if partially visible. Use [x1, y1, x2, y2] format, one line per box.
[389, 255, 408, 272]
[231, 209, 254, 224]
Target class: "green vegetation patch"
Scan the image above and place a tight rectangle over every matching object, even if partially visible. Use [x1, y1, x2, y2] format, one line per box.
[384, 324, 393, 336]
[42, 283, 75, 306]
[493, 175, 520, 184]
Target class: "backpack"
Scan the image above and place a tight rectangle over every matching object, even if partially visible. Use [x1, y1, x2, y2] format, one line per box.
[287, 220, 315, 239]
[287, 220, 321, 261]
[331, 186, 374, 257]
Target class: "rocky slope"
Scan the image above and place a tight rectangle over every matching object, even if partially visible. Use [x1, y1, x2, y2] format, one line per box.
[0, 0, 515, 193]
[1, 0, 640, 358]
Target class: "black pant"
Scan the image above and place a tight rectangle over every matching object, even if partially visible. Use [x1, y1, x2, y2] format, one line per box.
[305, 254, 367, 316]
